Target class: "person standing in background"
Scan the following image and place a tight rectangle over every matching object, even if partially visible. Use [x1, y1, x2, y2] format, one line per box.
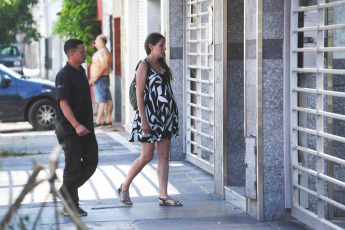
[89, 34, 113, 127]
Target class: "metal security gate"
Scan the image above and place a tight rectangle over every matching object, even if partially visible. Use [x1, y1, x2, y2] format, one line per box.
[185, 0, 214, 174]
[290, 1, 345, 229]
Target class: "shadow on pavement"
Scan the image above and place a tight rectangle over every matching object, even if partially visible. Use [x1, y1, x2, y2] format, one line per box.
[0, 122, 35, 134]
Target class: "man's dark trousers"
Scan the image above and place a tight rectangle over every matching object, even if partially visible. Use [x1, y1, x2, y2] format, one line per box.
[59, 132, 98, 207]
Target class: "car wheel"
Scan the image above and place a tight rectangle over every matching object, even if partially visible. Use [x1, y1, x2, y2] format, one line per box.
[28, 99, 57, 131]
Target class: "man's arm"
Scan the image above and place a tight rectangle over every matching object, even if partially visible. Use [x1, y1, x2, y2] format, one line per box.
[60, 99, 90, 136]
[89, 50, 110, 85]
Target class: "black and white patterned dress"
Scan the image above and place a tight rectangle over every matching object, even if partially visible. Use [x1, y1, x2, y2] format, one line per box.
[128, 58, 179, 143]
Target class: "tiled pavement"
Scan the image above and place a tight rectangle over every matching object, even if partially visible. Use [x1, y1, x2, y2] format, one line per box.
[0, 122, 312, 229]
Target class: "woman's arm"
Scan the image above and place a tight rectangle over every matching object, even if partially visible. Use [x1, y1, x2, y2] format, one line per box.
[136, 61, 150, 134]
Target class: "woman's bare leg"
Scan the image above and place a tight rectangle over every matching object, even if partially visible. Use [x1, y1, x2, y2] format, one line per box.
[156, 139, 181, 205]
[120, 142, 154, 201]
[156, 139, 170, 198]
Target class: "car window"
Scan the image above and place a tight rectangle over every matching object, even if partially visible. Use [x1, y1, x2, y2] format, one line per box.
[0, 46, 18, 56]
[0, 65, 22, 79]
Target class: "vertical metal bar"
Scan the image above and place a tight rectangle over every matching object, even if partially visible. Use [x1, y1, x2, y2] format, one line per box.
[299, 86, 309, 209]
[185, 0, 191, 158]
[316, 0, 325, 219]
[221, 0, 228, 190]
[326, 0, 335, 220]
[290, 0, 300, 209]
[284, 0, 292, 209]
[209, 0, 215, 167]
[183, 0, 186, 157]
[298, 0, 308, 210]
[196, 1, 202, 160]
[257, 0, 264, 221]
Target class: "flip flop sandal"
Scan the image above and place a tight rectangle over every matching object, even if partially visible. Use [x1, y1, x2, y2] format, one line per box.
[159, 197, 183, 206]
[118, 184, 133, 205]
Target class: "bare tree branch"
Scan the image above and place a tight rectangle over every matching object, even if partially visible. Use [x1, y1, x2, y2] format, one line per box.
[0, 160, 44, 230]
[0, 145, 88, 230]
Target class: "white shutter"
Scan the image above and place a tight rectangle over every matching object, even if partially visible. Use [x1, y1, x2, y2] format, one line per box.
[185, 0, 215, 174]
[137, 0, 147, 60]
[290, 1, 345, 229]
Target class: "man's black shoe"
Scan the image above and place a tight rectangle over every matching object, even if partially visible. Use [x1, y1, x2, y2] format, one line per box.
[77, 207, 88, 216]
[57, 186, 77, 211]
[102, 122, 112, 127]
[61, 207, 88, 217]
[94, 122, 103, 128]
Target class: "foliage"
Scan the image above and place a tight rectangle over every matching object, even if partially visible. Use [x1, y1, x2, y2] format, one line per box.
[17, 215, 29, 230]
[53, 0, 101, 64]
[0, 0, 41, 45]
[0, 150, 44, 157]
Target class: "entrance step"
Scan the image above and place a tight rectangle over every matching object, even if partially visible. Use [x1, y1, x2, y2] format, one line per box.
[224, 186, 246, 212]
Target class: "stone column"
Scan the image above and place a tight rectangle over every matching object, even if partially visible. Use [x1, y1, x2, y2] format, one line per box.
[227, 0, 245, 189]
[168, 0, 184, 160]
[244, 0, 289, 221]
[261, 0, 288, 220]
[213, 0, 228, 198]
[244, 0, 259, 218]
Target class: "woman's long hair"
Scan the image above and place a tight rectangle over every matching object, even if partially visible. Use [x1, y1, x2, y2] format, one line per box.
[144, 33, 173, 80]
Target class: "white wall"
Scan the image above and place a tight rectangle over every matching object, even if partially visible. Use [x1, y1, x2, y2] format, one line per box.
[137, 0, 148, 60]
[147, 0, 161, 34]
[119, 0, 164, 130]
[23, 0, 63, 80]
[41, 0, 63, 80]
[102, 0, 113, 46]
[101, 0, 115, 121]
[113, 0, 121, 18]
[160, 0, 168, 38]
[123, 0, 139, 131]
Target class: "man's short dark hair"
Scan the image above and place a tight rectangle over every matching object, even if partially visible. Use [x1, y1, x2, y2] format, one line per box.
[99, 35, 107, 45]
[64, 39, 84, 55]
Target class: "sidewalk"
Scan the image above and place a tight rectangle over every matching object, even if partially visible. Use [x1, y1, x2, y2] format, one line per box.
[0, 122, 312, 229]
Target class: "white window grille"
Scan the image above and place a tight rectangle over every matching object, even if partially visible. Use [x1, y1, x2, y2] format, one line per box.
[185, 0, 214, 174]
[290, 1, 345, 229]
[137, 0, 147, 60]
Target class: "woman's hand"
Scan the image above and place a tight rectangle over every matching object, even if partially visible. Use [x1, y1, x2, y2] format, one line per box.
[141, 119, 150, 134]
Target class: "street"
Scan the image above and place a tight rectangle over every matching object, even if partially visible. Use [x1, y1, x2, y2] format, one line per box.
[0, 122, 312, 229]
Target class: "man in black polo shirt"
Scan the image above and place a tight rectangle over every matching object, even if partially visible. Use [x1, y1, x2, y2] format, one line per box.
[55, 39, 98, 216]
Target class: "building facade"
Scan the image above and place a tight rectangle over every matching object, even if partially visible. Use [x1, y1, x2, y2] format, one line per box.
[23, 0, 64, 81]
[99, 0, 345, 229]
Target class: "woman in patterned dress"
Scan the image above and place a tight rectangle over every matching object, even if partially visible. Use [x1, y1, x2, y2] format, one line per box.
[118, 33, 182, 206]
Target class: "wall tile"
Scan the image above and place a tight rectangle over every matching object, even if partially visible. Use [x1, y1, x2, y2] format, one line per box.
[263, 39, 283, 59]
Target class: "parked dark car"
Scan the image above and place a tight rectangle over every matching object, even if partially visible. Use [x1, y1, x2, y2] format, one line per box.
[0, 64, 57, 130]
[0, 45, 24, 74]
